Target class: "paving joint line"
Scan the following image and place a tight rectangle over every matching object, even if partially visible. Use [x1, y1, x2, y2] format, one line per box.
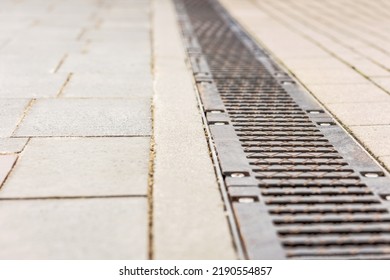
[11, 99, 36, 137]
[0, 195, 148, 201]
[56, 72, 73, 97]
[148, 0, 155, 260]
[52, 53, 69, 73]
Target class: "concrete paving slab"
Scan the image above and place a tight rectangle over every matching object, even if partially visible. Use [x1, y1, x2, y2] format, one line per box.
[0, 99, 30, 137]
[14, 99, 151, 137]
[306, 84, 390, 104]
[153, 0, 236, 260]
[0, 137, 150, 198]
[0, 138, 28, 154]
[292, 68, 366, 85]
[327, 102, 390, 126]
[84, 42, 151, 57]
[380, 156, 390, 171]
[372, 77, 390, 92]
[84, 28, 150, 42]
[350, 125, 390, 157]
[0, 154, 17, 187]
[0, 198, 148, 259]
[62, 72, 153, 98]
[58, 53, 150, 74]
[0, 74, 68, 98]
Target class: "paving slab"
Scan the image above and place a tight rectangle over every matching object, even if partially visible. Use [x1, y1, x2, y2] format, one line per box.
[306, 84, 390, 104]
[0, 154, 17, 187]
[153, 0, 236, 260]
[0, 137, 150, 198]
[380, 156, 390, 171]
[292, 68, 367, 85]
[0, 73, 68, 98]
[0, 198, 148, 259]
[58, 53, 150, 74]
[0, 138, 28, 154]
[372, 77, 390, 92]
[62, 72, 153, 98]
[327, 102, 390, 126]
[0, 99, 30, 137]
[350, 125, 390, 157]
[14, 99, 151, 137]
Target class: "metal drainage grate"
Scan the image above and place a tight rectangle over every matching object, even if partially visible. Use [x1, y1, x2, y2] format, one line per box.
[174, 0, 390, 259]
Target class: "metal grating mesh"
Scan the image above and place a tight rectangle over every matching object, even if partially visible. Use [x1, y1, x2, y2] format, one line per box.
[175, 0, 390, 259]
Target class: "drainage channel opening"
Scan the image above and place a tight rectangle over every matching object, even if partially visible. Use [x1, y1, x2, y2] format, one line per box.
[174, 0, 390, 260]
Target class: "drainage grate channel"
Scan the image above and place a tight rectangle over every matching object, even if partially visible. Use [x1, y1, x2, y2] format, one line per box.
[174, 0, 390, 259]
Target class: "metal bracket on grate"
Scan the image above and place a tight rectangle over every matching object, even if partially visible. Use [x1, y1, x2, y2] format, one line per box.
[174, 0, 390, 260]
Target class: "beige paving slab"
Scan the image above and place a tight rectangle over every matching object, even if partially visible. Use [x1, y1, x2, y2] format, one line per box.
[0, 198, 148, 259]
[0, 99, 30, 137]
[380, 156, 390, 171]
[372, 77, 390, 92]
[153, 0, 236, 260]
[62, 72, 153, 98]
[292, 68, 366, 85]
[327, 102, 390, 126]
[0, 137, 149, 198]
[350, 125, 390, 157]
[0, 73, 68, 98]
[14, 99, 151, 137]
[306, 84, 390, 104]
[0, 138, 28, 154]
[58, 53, 150, 74]
[0, 154, 17, 187]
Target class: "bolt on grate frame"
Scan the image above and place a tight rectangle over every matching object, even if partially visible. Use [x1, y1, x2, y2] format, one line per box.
[174, 0, 390, 259]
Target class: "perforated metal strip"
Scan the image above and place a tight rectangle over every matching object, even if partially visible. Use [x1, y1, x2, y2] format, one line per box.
[174, 0, 390, 259]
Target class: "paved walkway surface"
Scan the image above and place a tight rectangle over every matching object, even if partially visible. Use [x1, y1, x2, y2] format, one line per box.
[0, 0, 235, 259]
[221, 0, 390, 172]
[2, 0, 389, 260]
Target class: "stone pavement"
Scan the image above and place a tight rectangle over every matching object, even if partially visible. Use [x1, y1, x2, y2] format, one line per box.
[3, 0, 389, 260]
[221, 0, 390, 172]
[0, 0, 235, 259]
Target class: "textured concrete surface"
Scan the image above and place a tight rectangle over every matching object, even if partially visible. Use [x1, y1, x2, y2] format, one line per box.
[0, 137, 150, 198]
[0, 198, 148, 260]
[0, 138, 28, 154]
[0, 0, 153, 259]
[62, 72, 154, 98]
[14, 99, 151, 137]
[0, 155, 17, 186]
[152, 0, 236, 260]
[0, 99, 30, 137]
[221, 0, 390, 171]
[0, 0, 237, 260]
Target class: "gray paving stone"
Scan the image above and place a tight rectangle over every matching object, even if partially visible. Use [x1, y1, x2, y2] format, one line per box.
[0, 99, 30, 137]
[0, 73, 68, 98]
[0, 198, 148, 259]
[0, 138, 28, 154]
[14, 99, 151, 136]
[62, 72, 153, 98]
[0, 137, 150, 198]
